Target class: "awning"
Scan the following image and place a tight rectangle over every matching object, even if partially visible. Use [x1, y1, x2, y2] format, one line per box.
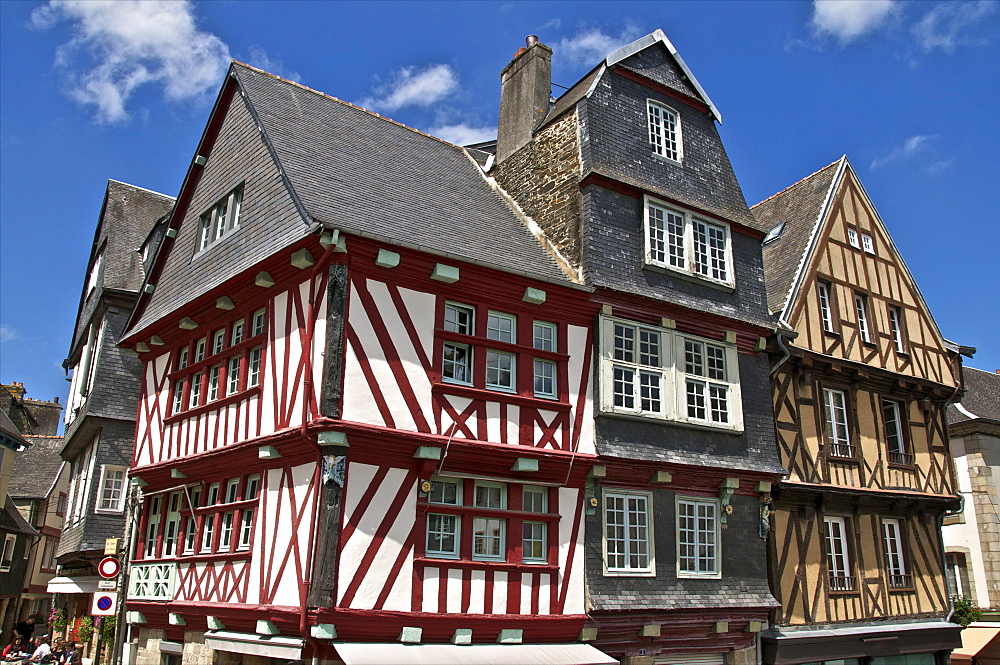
[951, 623, 1000, 664]
[761, 620, 963, 664]
[204, 630, 303, 660]
[333, 643, 618, 665]
[46, 576, 102, 594]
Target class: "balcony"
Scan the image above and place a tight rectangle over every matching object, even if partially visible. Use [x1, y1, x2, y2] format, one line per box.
[127, 562, 177, 601]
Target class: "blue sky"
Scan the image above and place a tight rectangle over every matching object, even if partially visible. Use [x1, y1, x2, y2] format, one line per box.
[1, 0, 997, 419]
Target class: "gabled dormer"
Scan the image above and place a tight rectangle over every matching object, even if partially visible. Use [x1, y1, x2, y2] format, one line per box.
[493, 31, 771, 328]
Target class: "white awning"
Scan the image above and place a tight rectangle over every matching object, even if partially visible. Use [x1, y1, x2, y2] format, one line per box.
[333, 643, 618, 665]
[46, 576, 102, 594]
[204, 631, 303, 660]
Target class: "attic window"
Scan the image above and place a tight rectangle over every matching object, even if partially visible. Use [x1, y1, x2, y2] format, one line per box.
[197, 185, 243, 253]
[647, 100, 682, 163]
[762, 222, 786, 245]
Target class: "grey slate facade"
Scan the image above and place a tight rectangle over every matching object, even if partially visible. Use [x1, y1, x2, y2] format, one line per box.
[493, 31, 783, 663]
[56, 181, 173, 634]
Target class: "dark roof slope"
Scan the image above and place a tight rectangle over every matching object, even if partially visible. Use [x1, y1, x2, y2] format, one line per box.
[0, 410, 29, 452]
[0, 497, 36, 536]
[10, 436, 65, 499]
[236, 64, 569, 283]
[753, 159, 843, 315]
[949, 367, 1000, 425]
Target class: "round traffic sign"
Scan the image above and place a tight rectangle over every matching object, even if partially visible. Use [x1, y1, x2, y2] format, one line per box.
[95, 595, 114, 611]
[98, 556, 121, 579]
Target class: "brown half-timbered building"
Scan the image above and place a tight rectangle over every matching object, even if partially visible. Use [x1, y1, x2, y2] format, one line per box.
[754, 157, 969, 665]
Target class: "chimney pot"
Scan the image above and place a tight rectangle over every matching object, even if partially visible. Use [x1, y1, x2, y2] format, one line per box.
[526, 35, 538, 47]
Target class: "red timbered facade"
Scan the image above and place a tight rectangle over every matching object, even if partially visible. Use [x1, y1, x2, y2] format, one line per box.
[120, 60, 614, 665]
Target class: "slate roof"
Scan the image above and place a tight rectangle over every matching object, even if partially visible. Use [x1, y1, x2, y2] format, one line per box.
[0, 410, 29, 452]
[9, 436, 65, 500]
[590, 581, 777, 611]
[753, 158, 844, 316]
[0, 496, 36, 536]
[128, 63, 574, 337]
[949, 367, 1000, 425]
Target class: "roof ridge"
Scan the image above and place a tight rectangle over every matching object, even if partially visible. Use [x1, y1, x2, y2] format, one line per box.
[107, 179, 176, 201]
[751, 156, 844, 209]
[231, 61, 470, 153]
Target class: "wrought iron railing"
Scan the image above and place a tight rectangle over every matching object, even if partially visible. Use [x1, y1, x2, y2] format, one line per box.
[889, 573, 913, 589]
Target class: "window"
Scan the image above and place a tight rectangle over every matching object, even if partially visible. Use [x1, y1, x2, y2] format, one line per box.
[645, 198, 731, 286]
[604, 491, 652, 574]
[426, 478, 461, 559]
[883, 518, 910, 588]
[40, 539, 56, 571]
[182, 488, 200, 554]
[86, 246, 105, 296]
[169, 311, 267, 415]
[97, 465, 128, 512]
[444, 303, 474, 335]
[533, 322, 556, 351]
[197, 186, 243, 252]
[647, 100, 681, 162]
[522, 486, 548, 564]
[888, 306, 906, 353]
[847, 228, 860, 248]
[601, 317, 742, 430]
[855, 294, 872, 344]
[145, 496, 161, 557]
[533, 359, 556, 399]
[818, 281, 835, 333]
[823, 388, 853, 458]
[162, 492, 181, 557]
[861, 233, 875, 254]
[238, 475, 260, 550]
[677, 497, 719, 577]
[0, 534, 16, 571]
[824, 516, 855, 591]
[486, 351, 515, 391]
[486, 312, 515, 343]
[472, 482, 506, 561]
[442, 302, 475, 386]
[762, 221, 785, 245]
[882, 400, 911, 466]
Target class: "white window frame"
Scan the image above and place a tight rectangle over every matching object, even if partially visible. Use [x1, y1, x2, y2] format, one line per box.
[0, 534, 16, 571]
[96, 465, 128, 513]
[883, 518, 909, 588]
[227, 356, 241, 395]
[231, 319, 245, 346]
[485, 350, 516, 392]
[522, 485, 549, 564]
[855, 293, 872, 344]
[888, 306, 906, 353]
[824, 516, 854, 592]
[161, 492, 182, 557]
[647, 99, 682, 163]
[823, 388, 853, 458]
[818, 281, 835, 333]
[847, 228, 860, 248]
[861, 233, 875, 254]
[533, 358, 556, 399]
[600, 316, 743, 432]
[603, 490, 654, 575]
[212, 329, 226, 356]
[442, 342, 473, 386]
[145, 496, 161, 558]
[532, 321, 556, 352]
[882, 399, 911, 465]
[252, 309, 266, 337]
[486, 311, 516, 344]
[644, 196, 733, 287]
[443, 302, 475, 336]
[248, 347, 262, 387]
[676, 496, 721, 578]
[196, 186, 243, 252]
[426, 477, 462, 559]
[86, 246, 105, 297]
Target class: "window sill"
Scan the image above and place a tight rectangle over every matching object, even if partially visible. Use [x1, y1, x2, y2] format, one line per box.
[433, 383, 571, 412]
[165, 386, 262, 423]
[651, 153, 683, 167]
[415, 557, 557, 573]
[677, 572, 722, 580]
[822, 330, 841, 338]
[603, 569, 656, 578]
[94, 508, 125, 515]
[598, 408, 743, 435]
[888, 586, 916, 593]
[642, 262, 735, 293]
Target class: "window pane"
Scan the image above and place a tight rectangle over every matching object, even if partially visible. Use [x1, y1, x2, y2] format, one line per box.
[427, 514, 459, 556]
[686, 380, 706, 420]
[639, 329, 660, 366]
[534, 359, 555, 397]
[640, 371, 661, 413]
[522, 521, 546, 561]
[442, 343, 471, 384]
[613, 367, 635, 409]
[486, 351, 515, 390]
[473, 517, 504, 559]
[486, 312, 515, 343]
[614, 324, 635, 362]
[444, 303, 474, 335]
[533, 322, 556, 351]
[429, 479, 460, 505]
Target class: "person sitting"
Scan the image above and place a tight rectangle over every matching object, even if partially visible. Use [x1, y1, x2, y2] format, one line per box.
[2, 638, 25, 661]
[24, 636, 51, 663]
[57, 643, 78, 665]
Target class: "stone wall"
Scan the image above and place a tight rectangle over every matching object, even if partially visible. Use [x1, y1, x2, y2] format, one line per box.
[493, 109, 583, 271]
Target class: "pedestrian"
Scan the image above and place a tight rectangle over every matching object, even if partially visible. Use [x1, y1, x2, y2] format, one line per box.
[13, 619, 34, 646]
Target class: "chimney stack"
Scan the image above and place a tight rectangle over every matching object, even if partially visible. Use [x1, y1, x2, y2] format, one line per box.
[497, 36, 552, 163]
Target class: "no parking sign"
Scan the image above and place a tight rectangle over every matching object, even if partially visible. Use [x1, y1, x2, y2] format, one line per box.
[91, 591, 118, 616]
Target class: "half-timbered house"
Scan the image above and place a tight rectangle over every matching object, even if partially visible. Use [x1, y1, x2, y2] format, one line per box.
[754, 157, 967, 665]
[119, 62, 615, 665]
[489, 31, 786, 665]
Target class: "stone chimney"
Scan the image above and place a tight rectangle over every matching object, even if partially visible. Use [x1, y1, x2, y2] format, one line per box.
[497, 36, 552, 163]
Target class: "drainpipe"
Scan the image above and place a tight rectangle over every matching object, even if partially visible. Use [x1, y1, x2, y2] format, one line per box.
[769, 333, 791, 378]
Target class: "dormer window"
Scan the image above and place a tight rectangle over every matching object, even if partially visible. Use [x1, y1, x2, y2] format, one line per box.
[644, 196, 732, 287]
[197, 185, 243, 252]
[647, 100, 682, 162]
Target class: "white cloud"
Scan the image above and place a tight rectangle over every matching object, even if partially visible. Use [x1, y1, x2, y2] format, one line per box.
[870, 134, 936, 169]
[430, 123, 496, 146]
[922, 158, 956, 175]
[31, 0, 230, 123]
[555, 23, 643, 65]
[0, 325, 19, 343]
[361, 64, 459, 112]
[912, 0, 996, 53]
[811, 0, 900, 43]
[244, 46, 300, 82]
